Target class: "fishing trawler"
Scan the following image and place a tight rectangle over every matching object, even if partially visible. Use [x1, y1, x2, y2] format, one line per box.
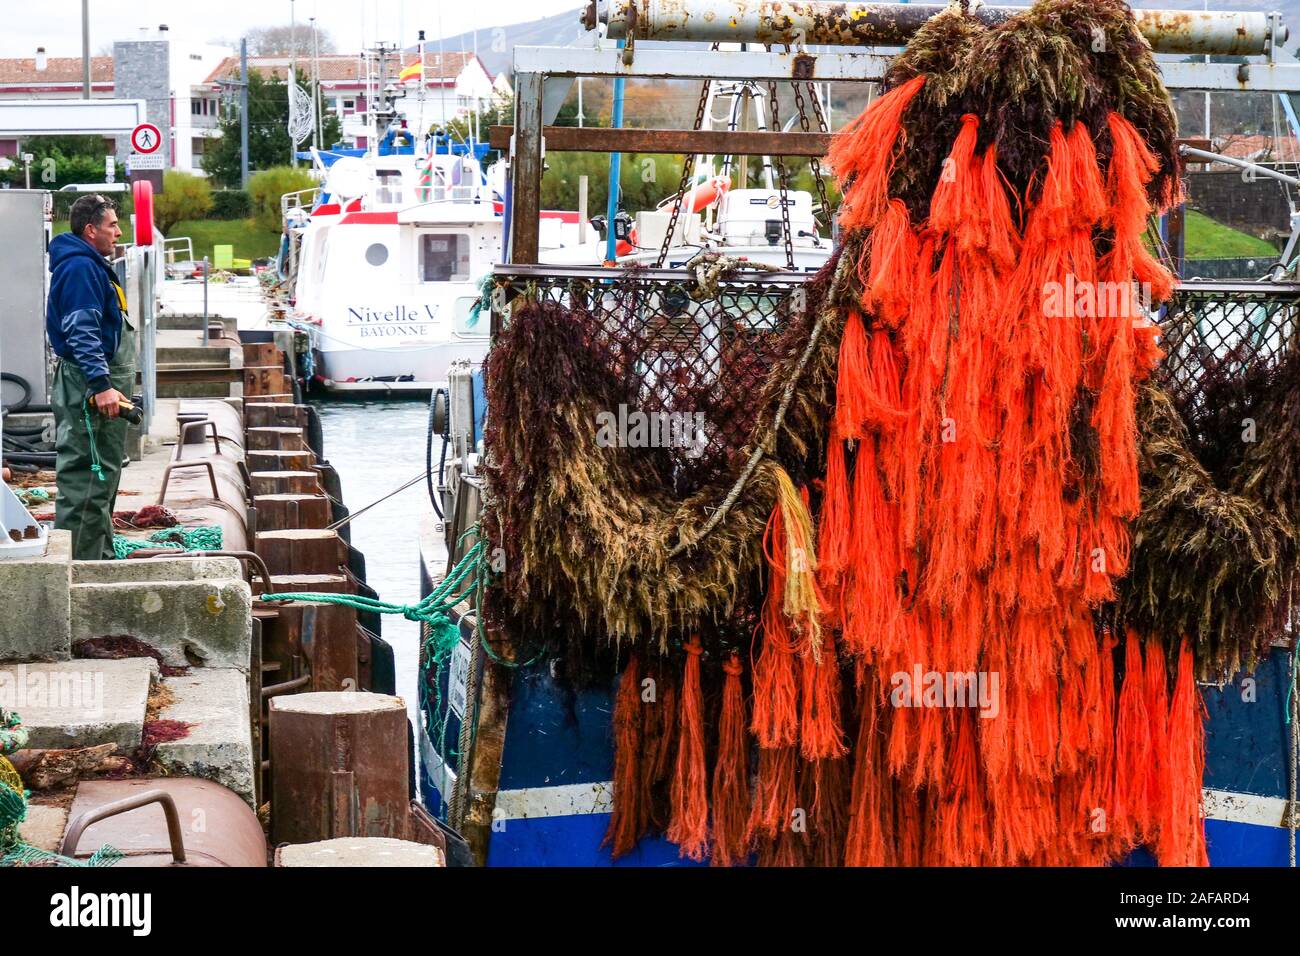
[412, 3, 1300, 870]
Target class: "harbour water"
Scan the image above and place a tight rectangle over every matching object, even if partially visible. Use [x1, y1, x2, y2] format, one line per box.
[310, 398, 431, 725]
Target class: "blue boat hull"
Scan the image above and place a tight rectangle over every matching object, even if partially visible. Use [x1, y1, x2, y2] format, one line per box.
[418, 616, 1297, 866]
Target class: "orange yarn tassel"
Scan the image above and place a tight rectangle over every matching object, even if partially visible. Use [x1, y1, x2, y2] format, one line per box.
[1112, 631, 1153, 846]
[752, 501, 801, 748]
[819, 432, 852, 584]
[747, 744, 800, 843]
[668, 637, 709, 860]
[602, 653, 643, 858]
[1159, 640, 1209, 866]
[836, 310, 872, 440]
[800, 633, 848, 760]
[711, 652, 751, 867]
[827, 74, 926, 232]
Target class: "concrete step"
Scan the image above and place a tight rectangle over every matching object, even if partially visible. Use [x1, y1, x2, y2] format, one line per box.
[276, 837, 445, 867]
[72, 555, 243, 585]
[69, 578, 252, 673]
[157, 347, 233, 367]
[155, 669, 255, 806]
[0, 529, 71, 662]
[0, 657, 156, 752]
[18, 804, 68, 853]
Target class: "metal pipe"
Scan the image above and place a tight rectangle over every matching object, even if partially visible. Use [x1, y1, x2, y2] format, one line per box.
[81, 0, 91, 99]
[1180, 144, 1300, 187]
[61, 789, 187, 864]
[592, 0, 1283, 56]
[240, 38, 250, 189]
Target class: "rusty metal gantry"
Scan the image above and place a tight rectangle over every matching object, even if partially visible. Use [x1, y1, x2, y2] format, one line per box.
[501, 1, 1300, 265]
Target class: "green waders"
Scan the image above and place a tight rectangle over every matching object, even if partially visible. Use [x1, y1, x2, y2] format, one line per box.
[52, 316, 138, 561]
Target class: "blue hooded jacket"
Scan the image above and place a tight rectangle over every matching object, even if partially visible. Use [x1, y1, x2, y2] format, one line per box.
[46, 232, 126, 395]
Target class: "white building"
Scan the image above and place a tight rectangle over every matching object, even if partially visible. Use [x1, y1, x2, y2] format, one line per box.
[202, 50, 495, 150]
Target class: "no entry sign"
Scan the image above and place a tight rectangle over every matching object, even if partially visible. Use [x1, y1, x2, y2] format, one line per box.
[130, 123, 162, 154]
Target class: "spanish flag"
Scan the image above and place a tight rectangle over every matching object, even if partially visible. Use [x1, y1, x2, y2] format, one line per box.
[398, 60, 423, 83]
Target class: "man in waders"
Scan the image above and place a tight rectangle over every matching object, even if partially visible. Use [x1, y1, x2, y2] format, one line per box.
[46, 194, 136, 560]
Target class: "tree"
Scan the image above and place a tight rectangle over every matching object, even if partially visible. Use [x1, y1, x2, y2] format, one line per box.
[0, 135, 122, 189]
[248, 166, 316, 232]
[153, 171, 213, 232]
[246, 23, 337, 57]
[202, 68, 343, 188]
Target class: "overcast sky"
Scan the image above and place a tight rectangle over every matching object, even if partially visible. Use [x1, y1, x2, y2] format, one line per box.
[0, 0, 583, 58]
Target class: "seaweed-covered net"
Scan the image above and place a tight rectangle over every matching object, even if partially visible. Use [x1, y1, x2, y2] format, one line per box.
[495, 268, 813, 491]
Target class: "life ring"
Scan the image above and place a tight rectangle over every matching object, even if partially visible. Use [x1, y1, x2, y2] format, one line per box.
[657, 176, 730, 215]
[615, 225, 638, 258]
[132, 179, 155, 246]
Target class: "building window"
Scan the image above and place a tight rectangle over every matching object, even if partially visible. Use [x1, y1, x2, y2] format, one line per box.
[420, 233, 470, 282]
[192, 137, 205, 157]
[342, 98, 356, 113]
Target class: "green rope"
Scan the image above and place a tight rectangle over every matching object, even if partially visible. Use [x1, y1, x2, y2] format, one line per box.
[112, 526, 223, 560]
[0, 711, 122, 868]
[466, 273, 496, 329]
[0, 710, 27, 756]
[15, 487, 51, 507]
[257, 524, 548, 793]
[83, 405, 106, 483]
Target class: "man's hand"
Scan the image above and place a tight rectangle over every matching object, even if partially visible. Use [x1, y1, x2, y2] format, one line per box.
[93, 388, 128, 419]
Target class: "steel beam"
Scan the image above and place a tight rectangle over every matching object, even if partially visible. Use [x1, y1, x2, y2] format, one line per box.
[514, 46, 1300, 93]
[489, 124, 831, 155]
[591, 0, 1284, 57]
[514, 45, 889, 81]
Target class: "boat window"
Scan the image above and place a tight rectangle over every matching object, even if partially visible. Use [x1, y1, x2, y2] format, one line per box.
[365, 242, 389, 266]
[376, 169, 403, 205]
[421, 233, 470, 282]
[453, 296, 488, 336]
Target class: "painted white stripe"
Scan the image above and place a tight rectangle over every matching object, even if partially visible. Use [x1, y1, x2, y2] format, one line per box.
[1203, 788, 1293, 828]
[484, 782, 1296, 828]
[493, 781, 614, 820]
[419, 733, 457, 802]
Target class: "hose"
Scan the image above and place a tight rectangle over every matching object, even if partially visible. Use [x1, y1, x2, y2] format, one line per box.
[1, 452, 56, 465]
[426, 387, 450, 520]
[0, 373, 30, 414]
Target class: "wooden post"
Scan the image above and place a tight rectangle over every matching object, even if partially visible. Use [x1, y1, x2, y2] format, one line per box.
[255, 528, 345, 576]
[268, 692, 409, 845]
[244, 403, 308, 429]
[262, 601, 359, 693]
[245, 427, 308, 452]
[250, 470, 321, 496]
[509, 71, 544, 265]
[248, 449, 316, 472]
[253, 494, 332, 531]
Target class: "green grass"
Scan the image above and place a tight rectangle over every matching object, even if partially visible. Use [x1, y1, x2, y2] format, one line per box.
[53, 217, 282, 263]
[1183, 210, 1278, 259]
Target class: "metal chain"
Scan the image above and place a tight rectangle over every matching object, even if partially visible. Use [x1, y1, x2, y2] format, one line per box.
[790, 77, 833, 233]
[657, 44, 719, 268]
[766, 73, 795, 269]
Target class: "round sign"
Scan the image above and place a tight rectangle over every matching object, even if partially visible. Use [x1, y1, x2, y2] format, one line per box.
[130, 123, 162, 155]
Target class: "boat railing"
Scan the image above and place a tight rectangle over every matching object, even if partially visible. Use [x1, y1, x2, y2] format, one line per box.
[162, 236, 195, 268]
[1161, 280, 1300, 406]
[281, 187, 322, 217]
